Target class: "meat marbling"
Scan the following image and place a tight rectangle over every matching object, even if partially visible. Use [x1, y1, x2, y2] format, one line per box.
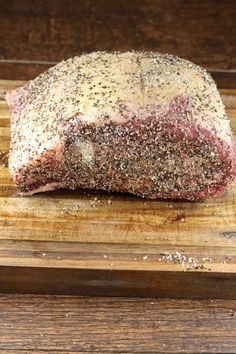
[6, 51, 236, 200]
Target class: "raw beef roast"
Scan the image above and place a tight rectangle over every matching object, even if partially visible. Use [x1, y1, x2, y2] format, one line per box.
[6, 51, 236, 200]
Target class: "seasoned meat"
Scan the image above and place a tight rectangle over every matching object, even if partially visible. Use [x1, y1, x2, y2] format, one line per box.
[6, 51, 236, 200]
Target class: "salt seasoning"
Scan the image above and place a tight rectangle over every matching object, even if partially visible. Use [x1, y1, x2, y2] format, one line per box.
[7, 51, 235, 200]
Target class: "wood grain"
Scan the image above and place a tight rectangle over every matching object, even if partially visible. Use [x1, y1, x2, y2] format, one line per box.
[0, 294, 236, 353]
[0, 79, 236, 298]
[1, 0, 236, 70]
[1, 2, 236, 352]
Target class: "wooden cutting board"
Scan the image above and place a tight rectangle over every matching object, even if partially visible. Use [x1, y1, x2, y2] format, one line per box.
[0, 79, 236, 298]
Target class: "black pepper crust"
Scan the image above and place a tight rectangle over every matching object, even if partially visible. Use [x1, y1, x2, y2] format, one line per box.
[6, 51, 236, 199]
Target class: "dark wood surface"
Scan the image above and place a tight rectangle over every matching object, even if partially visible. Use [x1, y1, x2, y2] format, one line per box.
[1, 0, 236, 352]
[0, 0, 236, 69]
[1, 0, 236, 87]
[0, 294, 235, 353]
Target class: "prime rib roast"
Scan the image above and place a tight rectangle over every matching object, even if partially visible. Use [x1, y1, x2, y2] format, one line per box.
[6, 51, 236, 200]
